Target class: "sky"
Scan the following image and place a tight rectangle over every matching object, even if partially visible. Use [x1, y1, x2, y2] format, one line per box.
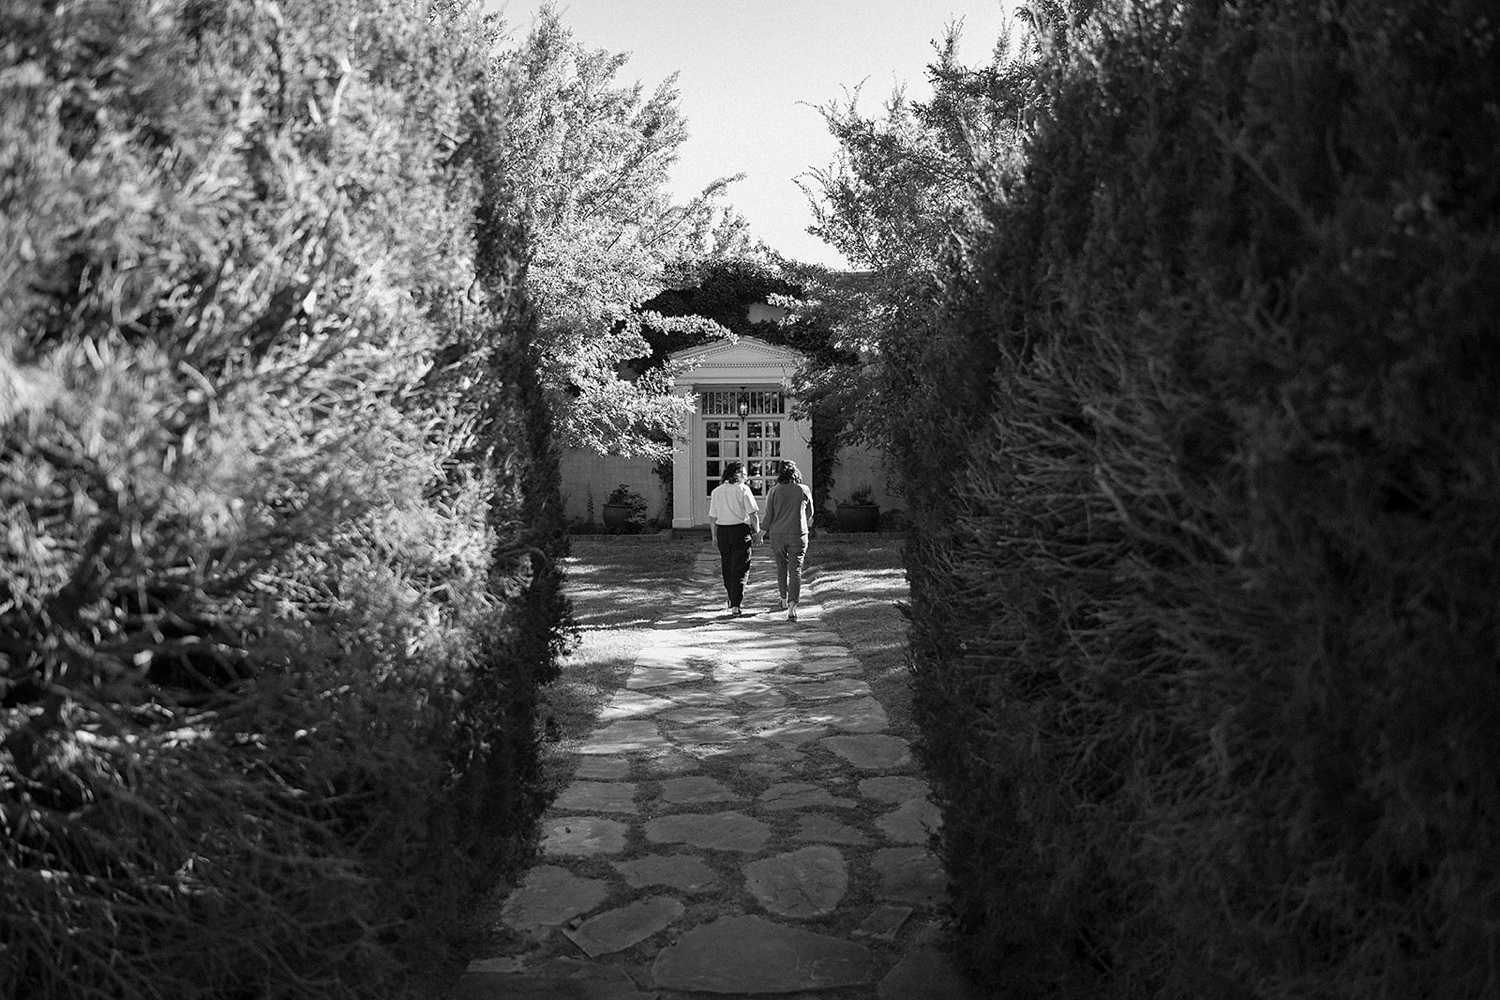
[486, 0, 1022, 269]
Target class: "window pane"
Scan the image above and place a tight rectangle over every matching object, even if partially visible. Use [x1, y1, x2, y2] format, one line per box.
[706, 461, 720, 479]
[721, 441, 740, 458]
[767, 441, 781, 457]
[706, 421, 720, 438]
[765, 421, 780, 438]
[749, 479, 764, 496]
[747, 441, 762, 457]
[723, 421, 740, 434]
[706, 442, 720, 458]
[747, 421, 762, 438]
[747, 460, 763, 477]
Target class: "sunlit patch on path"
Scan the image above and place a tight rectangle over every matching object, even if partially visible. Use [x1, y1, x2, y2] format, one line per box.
[458, 544, 980, 999]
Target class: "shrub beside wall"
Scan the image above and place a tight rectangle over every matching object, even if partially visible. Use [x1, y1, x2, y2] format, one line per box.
[904, 2, 1500, 997]
[1, 3, 567, 998]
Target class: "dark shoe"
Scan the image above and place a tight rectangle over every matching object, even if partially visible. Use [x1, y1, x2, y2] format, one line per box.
[732, 606, 742, 616]
[787, 604, 798, 621]
[779, 597, 789, 610]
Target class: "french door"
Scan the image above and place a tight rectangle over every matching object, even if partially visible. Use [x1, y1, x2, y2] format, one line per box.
[702, 391, 786, 501]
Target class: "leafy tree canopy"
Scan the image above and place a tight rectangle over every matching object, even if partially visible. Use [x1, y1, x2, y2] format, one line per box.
[791, 3, 1101, 458]
[491, 5, 755, 457]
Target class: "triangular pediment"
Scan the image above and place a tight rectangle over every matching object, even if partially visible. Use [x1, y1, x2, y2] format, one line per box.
[671, 336, 805, 384]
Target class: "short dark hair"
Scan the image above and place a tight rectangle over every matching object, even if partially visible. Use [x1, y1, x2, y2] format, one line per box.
[776, 461, 802, 484]
[721, 461, 745, 483]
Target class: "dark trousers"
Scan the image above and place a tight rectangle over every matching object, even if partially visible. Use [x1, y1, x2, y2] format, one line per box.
[716, 523, 754, 608]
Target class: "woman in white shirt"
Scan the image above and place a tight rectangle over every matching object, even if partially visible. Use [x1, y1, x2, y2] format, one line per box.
[708, 460, 761, 615]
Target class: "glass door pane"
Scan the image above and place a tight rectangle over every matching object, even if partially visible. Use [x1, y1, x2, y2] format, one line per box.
[705, 420, 744, 496]
[746, 418, 782, 496]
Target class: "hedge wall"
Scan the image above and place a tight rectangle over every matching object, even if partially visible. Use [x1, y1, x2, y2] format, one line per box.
[904, 1, 1500, 997]
[1, 2, 567, 998]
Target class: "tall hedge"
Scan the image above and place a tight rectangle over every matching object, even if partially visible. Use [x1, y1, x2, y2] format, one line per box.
[903, 1, 1500, 996]
[1, 2, 567, 998]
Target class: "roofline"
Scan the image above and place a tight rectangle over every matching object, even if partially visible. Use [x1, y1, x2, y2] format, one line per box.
[669, 335, 806, 363]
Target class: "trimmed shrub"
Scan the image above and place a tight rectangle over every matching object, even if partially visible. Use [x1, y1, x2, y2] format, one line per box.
[903, 1, 1500, 997]
[1, 2, 567, 998]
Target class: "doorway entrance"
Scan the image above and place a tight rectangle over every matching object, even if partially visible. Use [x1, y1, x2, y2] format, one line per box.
[701, 389, 787, 508]
[704, 417, 785, 500]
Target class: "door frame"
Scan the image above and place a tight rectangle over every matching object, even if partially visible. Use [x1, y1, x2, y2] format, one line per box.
[668, 337, 814, 529]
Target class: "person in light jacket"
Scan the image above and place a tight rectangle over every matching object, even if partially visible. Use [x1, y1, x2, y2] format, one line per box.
[708, 460, 760, 615]
[762, 461, 814, 621]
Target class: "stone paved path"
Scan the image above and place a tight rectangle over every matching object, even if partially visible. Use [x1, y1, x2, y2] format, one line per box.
[455, 544, 983, 999]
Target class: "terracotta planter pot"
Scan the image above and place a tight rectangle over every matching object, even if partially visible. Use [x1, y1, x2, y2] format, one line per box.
[836, 503, 880, 533]
[602, 504, 640, 531]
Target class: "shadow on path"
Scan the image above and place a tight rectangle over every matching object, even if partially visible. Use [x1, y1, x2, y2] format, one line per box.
[455, 543, 983, 999]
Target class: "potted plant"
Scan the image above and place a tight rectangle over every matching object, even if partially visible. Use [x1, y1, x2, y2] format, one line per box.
[601, 483, 649, 532]
[836, 485, 880, 533]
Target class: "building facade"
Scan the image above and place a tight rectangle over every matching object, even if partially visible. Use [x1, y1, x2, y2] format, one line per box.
[556, 328, 905, 530]
[668, 336, 812, 528]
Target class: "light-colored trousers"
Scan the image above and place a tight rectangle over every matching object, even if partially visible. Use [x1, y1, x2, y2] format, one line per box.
[770, 532, 809, 605]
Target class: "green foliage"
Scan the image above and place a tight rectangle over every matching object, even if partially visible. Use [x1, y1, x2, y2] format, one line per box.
[794, 20, 1043, 490]
[634, 253, 856, 512]
[638, 256, 793, 361]
[490, 6, 754, 458]
[0, 1, 569, 997]
[600, 483, 649, 533]
[889, 1, 1500, 997]
[604, 483, 648, 512]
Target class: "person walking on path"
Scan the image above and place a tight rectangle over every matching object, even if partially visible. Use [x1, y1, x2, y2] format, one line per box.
[708, 460, 760, 615]
[763, 461, 815, 621]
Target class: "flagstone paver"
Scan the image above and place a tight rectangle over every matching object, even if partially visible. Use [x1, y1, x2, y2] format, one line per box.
[820, 733, 916, 770]
[580, 719, 670, 754]
[626, 664, 702, 690]
[562, 896, 685, 958]
[670, 722, 742, 744]
[613, 853, 719, 893]
[576, 756, 631, 780]
[794, 657, 860, 674]
[807, 695, 890, 732]
[540, 816, 629, 857]
[859, 775, 932, 803]
[876, 797, 944, 844]
[642, 750, 699, 775]
[554, 781, 639, 814]
[500, 866, 609, 931]
[644, 812, 771, 853]
[856, 904, 915, 942]
[466, 542, 978, 997]
[758, 781, 857, 811]
[743, 845, 849, 918]
[651, 915, 875, 993]
[796, 677, 874, 700]
[600, 690, 677, 721]
[658, 705, 735, 726]
[793, 812, 871, 846]
[658, 775, 738, 805]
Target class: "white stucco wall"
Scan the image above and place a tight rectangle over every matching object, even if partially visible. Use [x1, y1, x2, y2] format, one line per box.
[558, 450, 667, 525]
[825, 442, 905, 512]
[558, 439, 905, 529]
